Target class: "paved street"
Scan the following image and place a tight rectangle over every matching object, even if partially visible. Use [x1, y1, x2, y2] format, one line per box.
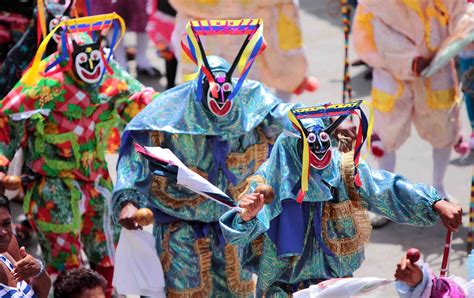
[108, 0, 472, 293]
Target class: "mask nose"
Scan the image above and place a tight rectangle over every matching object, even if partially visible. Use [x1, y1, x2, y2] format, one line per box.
[88, 58, 94, 70]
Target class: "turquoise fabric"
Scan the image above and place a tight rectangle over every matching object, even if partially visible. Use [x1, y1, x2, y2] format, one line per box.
[219, 122, 441, 296]
[112, 56, 298, 295]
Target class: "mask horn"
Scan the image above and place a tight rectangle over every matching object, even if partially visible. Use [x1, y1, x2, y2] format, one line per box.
[226, 33, 251, 81]
[195, 35, 215, 81]
[324, 114, 351, 135]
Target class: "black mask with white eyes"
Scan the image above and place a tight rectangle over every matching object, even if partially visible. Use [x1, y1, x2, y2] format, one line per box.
[298, 125, 332, 170]
[71, 38, 104, 84]
[45, 1, 72, 46]
[201, 71, 234, 117]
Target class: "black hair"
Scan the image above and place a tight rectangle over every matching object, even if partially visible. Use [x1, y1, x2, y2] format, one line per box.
[53, 268, 106, 298]
[0, 195, 11, 214]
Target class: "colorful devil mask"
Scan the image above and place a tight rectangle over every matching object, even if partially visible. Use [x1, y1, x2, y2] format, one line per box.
[45, 1, 72, 44]
[200, 56, 234, 117]
[181, 19, 266, 118]
[22, 13, 125, 87]
[288, 101, 373, 203]
[297, 124, 332, 170]
[71, 38, 104, 84]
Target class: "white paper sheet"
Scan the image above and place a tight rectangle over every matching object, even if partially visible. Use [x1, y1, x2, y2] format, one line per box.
[293, 278, 393, 298]
[113, 229, 166, 297]
[144, 146, 238, 210]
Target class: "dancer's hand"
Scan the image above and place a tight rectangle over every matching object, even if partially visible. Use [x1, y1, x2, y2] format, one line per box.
[412, 57, 432, 76]
[434, 200, 462, 232]
[394, 253, 423, 287]
[334, 120, 357, 153]
[12, 247, 43, 281]
[239, 193, 264, 222]
[119, 202, 140, 230]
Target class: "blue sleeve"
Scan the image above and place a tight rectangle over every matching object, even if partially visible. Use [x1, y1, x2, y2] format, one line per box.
[357, 161, 440, 226]
[111, 131, 151, 221]
[219, 210, 269, 246]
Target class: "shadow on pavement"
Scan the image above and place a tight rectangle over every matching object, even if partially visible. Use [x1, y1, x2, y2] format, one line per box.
[370, 220, 468, 266]
[299, 0, 344, 28]
[450, 151, 474, 167]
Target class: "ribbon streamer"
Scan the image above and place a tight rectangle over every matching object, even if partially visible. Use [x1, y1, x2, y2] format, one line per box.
[180, 19, 266, 101]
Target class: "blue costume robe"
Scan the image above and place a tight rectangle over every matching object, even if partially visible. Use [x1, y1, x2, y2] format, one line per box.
[112, 56, 298, 296]
[219, 120, 442, 297]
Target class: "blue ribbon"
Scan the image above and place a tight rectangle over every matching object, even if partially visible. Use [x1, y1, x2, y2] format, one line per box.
[45, 27, 68, 73]
[208, 136, 238, 186]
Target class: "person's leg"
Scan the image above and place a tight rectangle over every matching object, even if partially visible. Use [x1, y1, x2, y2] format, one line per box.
[110, 40, 127, 69]
[432, 147, 451, 197]
[275, 89, 292, 102]
[80, 179, 118, 298]
[136, 32, 161, 77]
[378, 151, 396, 173]
[369, 70, 414, 227]
[25, 177, 83, 278]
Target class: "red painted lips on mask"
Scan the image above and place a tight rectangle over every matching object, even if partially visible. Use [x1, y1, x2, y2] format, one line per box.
[309, 150, 332, 169]
[209, 99, 232, 117]
[80, 67, 101, 81]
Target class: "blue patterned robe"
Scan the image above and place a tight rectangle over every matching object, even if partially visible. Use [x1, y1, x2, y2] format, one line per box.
[112, 57, 297, 296]
[219, 121, 442, 297]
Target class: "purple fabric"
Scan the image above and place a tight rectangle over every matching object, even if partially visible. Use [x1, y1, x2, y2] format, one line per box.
[267, 200, 335, 257]
[90, 0, 148, 32]
[208, 136, 238, 186]
[431, 277, 465, 298]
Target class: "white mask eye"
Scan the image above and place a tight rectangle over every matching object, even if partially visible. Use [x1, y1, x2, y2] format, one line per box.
[222, 82, 233, 92]
[307, 133, 317, 143]
[76, 52, 87, 64]
[319, 132, 329, 142]
[90, 50, 101, 61]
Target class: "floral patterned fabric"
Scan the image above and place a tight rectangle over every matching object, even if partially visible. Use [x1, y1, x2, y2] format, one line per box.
[0, 51, 155, 275]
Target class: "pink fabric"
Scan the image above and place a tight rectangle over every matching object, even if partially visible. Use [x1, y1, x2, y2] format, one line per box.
[431, 277, 466, 298]
[90, 0, 148, 32]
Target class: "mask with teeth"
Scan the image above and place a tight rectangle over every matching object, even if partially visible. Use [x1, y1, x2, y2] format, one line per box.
[201, 69, 234, 117]
[71, 38, 105, 84]
[298, 125, 332, 170]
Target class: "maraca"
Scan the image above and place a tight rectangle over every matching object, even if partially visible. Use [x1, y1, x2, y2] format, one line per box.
[2, 175, 22, 191]
[133, 208, 154, 226]
[406, 248, 420, 263]
[254, 184, 274, 204]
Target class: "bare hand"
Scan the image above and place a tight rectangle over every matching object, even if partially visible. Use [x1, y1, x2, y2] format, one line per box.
[12, 247, 42, 281]
[119, 202, 140, 230]
[413, 57, 432, 76]
[239, 193, 264, 222]
[333, 120, 357, 153]
[394, 254, 423, 287]
[434, 200, 462, 232]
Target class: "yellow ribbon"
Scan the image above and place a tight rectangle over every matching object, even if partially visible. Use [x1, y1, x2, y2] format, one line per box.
[288, 110, 309, 196]
[182, 18, 264, 82]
